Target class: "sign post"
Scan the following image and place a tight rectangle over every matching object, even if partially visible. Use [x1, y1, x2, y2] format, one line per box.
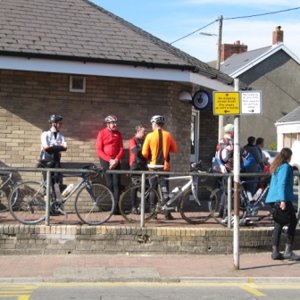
[213, 86, 262, 270]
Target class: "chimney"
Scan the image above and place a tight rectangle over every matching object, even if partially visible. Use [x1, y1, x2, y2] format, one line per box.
[221, 40, 248, 62]
[272, 26, 283, 45]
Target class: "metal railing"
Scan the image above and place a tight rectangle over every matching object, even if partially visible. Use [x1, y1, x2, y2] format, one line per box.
[1, 166, 299, 228]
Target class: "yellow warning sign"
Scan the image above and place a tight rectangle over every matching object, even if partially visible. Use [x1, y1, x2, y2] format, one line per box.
[213, 92, 240, 115]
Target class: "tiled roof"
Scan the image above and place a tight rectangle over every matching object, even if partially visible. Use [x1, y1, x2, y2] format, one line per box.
[220, 46, 271, 75]
[0, 0, 232, 84]
[277, 106, 300, 123]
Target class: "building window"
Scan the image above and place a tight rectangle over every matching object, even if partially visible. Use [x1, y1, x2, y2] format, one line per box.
[283, 133, 298, 148]
[69, 76, 86, 93]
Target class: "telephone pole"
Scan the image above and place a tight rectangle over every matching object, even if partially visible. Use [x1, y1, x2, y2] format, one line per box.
[217, 15, 223, 141]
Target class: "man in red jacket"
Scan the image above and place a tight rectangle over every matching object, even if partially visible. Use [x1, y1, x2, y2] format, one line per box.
[96, 115, 124, 213]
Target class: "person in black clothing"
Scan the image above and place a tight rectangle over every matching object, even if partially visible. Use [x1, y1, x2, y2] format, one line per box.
[244, 136, 261, 171]
[38, 114, 67, 186]
[255, 137, 267, 171]
[129, 124, 148, 171]
[128, 124, 147, 213]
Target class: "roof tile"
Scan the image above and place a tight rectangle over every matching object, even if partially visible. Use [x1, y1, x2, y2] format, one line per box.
[0, 0, 232, 84]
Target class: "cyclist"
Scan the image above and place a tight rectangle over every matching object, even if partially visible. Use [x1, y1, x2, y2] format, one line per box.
[38, 114, 67, 188]
[142, 115, 177, 220]
[129, 124, 148, 214]
[215, 123, 234, 173]
[129, 124, 148, 171]
[213, 123, 234, 218]
[96, 115, 124, 214]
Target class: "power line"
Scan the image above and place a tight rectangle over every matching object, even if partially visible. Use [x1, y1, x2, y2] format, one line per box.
[171, 6, 300, 44]
[225, 6, 300, 20]
[170, 19, 218, 44]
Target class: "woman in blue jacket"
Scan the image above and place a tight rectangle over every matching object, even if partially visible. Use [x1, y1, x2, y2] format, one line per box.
[266, 148, 299, 260]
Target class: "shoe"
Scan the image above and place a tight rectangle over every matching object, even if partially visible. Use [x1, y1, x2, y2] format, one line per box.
[272, 251, 284, 260]
[283, 251, 300, 261]
[221, 217, 228, 224]
[242, 218, 254, 226]
[131, 207, 139, 214]
[283, 244, 300, 261]
[165, 212, 174, 220]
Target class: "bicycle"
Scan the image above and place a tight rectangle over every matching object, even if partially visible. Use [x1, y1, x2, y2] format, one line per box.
[0, 171, 17, 212]
[213, 176, 271, 226]
[8, 167, 115, 225]
[118, 162, 218, 224]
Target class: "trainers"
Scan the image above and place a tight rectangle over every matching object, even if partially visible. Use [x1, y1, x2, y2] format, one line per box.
[131, 207, 139, 214]
[165, 213, 174, 220]
[272, 251, 284, 260]
[221, 217, 228, 224]
[283, 251, 300, 261]
[242, 218, 254, 226]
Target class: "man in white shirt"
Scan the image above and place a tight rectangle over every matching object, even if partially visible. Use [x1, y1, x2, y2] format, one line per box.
[38, 114, 67, 184]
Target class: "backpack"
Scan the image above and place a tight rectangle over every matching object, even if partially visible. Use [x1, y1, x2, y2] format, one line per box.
[212, 149, 228, 174]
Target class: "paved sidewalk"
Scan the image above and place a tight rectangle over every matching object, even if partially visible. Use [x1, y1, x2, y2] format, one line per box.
[1, 252, 300, 283]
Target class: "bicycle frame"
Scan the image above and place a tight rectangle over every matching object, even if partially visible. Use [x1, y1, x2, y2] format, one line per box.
[151, 175, 201, 210]
[0, 172, 13, 190]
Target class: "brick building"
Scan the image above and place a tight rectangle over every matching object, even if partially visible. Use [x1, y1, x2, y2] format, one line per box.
[0, 0, 233, 178]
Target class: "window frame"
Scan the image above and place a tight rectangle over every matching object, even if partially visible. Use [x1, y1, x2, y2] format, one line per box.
[69, 75, 86, 93]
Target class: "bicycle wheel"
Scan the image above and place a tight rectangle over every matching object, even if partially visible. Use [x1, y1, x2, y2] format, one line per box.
[9, 181, 46, 224]
[75, 183, 115, 225]
[119, 184, 159, 222]
[179, 185, 216, 224]
[0, 177, 15, 212]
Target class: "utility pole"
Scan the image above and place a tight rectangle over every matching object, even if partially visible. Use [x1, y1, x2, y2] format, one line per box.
[217, 15, 223, 141]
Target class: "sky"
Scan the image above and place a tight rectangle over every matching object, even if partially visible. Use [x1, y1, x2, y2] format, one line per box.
[91, 0, 300, 64]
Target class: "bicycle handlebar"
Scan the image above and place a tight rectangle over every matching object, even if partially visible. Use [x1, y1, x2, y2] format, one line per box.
[81, 165, 104, 179]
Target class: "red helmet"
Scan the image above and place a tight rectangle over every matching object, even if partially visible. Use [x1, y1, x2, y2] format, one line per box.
[104, 115, 118, 123]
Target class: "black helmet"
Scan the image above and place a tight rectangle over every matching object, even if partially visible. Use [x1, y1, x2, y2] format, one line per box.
[49, 114, 63, 124]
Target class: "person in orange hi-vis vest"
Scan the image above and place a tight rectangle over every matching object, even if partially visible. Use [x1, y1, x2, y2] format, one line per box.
[142, 115, 177, 220]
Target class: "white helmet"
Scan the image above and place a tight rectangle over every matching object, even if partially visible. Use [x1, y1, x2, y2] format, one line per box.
[104, 115, 118, 123]
[224, 123, 234, 133]
[150, 115, 165, 124]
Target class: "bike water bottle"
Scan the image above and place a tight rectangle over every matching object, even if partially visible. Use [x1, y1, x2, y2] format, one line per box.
[169, 186, 180, 199]
[161, 186, 169, 201]
[61, 184, 75, 197]
[246, 191, 253, 201]
[252, 187, 263, 201]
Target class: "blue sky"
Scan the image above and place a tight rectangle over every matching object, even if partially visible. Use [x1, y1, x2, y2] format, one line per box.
[91, 0, 300, 63]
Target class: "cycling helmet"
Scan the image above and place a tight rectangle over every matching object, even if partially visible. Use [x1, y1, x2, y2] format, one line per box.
[224, 123, 234, 133]
[104, 115, 118, 123]
[150, 115, 165, 124]
[49, 114, 63, 124]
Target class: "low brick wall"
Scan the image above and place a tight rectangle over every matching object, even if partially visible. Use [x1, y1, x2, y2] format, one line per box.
[1, 224, 297, 255]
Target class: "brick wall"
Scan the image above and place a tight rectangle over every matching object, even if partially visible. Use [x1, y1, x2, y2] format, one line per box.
[0, 224, 297, 255]
[0, 70, 217, 179]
